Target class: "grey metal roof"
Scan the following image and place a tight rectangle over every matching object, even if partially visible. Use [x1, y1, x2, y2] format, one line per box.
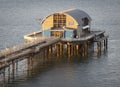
[64, 9, 92, 25]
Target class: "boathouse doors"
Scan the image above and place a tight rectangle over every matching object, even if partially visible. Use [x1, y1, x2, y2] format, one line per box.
[51, 30, 64, 38]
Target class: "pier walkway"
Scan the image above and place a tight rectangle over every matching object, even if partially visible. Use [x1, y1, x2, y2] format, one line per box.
[0, 37, 60, 71]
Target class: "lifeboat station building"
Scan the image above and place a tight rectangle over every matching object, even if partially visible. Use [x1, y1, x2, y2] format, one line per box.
[24, 8, 108, 56]
[42, 9, 92, 38]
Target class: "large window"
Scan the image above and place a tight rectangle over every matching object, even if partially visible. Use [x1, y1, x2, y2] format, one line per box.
[82, 17, 90, 33]
[53, 13, 66, 28]
[82, 17, 89, 26]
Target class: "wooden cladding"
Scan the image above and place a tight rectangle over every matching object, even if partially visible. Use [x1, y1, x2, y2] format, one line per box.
[53, 13, 66, 28]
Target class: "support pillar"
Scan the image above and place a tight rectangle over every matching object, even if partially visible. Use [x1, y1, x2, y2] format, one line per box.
[54, 44, 57, 56]
[106, 38, 108, 50]
[46, 47, 49, 59]
[72, 44, 75, 56]
[71, 44, 74, 56]
[67, 43, 71, 58]
[92, 42, 94, 52]
[84, 42, 88, 56]
[104, 39, 106, 50]
[82, 44, 85, 57]
[29, 57, 33, 70]
[12, 62, 15, 73]
[72, 44, 74, 56]
[16, 61, 18, 71]
[12, 61, 15, 79]
[2, 70, 5, 87]
[27, 58, 30, 71]
[56, 44, 60, 57]
[79, 44, 83, 56]
[76, 44, 79, 56]
[96, 42, 101, 55]
[99, 42, 102, 54]
[60, 43, 63, 56]
[96, 42, 99, 54]
[43, 48, 46, 62]
[8, 65, 10, 82]
[49, 45, 52, 57]
[78, 45, 81, 56]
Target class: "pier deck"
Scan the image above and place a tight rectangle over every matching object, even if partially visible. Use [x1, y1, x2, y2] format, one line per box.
[61, 31, 105, 42]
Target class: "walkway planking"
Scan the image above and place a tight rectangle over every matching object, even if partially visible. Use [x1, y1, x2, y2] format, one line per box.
[0, 37, 60, 70]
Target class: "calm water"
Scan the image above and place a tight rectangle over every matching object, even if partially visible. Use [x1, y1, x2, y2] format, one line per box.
[0, 0, 120, 87]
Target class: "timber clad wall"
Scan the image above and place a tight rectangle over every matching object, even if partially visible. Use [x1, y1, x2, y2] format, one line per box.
[42, 14, 78, 30]
[42, 15, 53, 30]
[64, 29, 74, 38]
[66, 14, 78, 29]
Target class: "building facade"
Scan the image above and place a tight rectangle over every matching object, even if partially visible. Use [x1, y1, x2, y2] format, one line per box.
[42, 8, 92, 38]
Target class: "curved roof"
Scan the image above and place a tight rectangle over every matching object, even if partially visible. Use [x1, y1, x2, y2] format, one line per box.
[63, 9, 92, 25]
[42, 8, 92, 25]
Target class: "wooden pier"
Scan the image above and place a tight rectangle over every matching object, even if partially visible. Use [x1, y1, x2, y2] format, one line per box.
[0, 31, 108, 86]
[0, 31, 108, 84]
[0, 37, 60, 71]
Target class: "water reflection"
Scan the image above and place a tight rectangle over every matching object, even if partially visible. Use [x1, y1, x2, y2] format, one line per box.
[0, 50, 104, 87]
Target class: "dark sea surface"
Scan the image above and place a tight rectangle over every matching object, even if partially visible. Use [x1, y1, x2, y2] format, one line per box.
[0, 0, 120, 87]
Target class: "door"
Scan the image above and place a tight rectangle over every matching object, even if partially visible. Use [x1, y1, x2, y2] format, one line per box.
[51, 31, 64, 37]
